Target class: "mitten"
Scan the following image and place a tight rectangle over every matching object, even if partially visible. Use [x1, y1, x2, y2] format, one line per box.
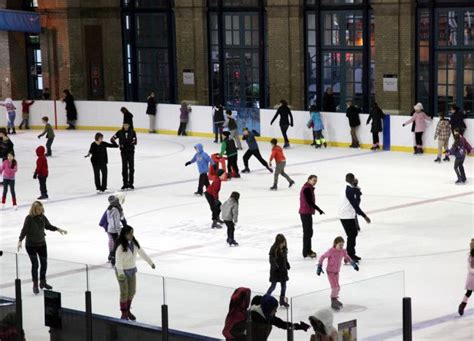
[294, 321, 310, 331]
[185, 161, 191, 166]
[287, 262, 291, 270]
[316, 264, 324, 276]
[318, 209, 325, 215]
[351, 261, 359, 271]
[117, 273, 126, 281]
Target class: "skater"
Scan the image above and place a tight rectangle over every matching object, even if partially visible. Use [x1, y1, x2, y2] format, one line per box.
[105, 193, 127, 265]
[0, 152, 17, 209]
[221, 191, 240, 246]
[62, 89, 77, 129]
[220, 131, 240, 178]
[115, 225, 155, 320]
[299, 175, 325, 258]
[345, 99, 361, 148]
[366, 102, 385, 150]
[270, 100, 293, 148]
[266, 234, 291, 307]
[204, 169, 226, 228]
[241, 127, 273, 173]
[308, 309, 338, 341]
[112, 123, 137, 190]
[33, 146, 49, 200]
[269, 138, 294, 190]
[434, 112, 451, 163]
[249, 295, 309, 340]
[1, 98, 16, 134]
[339, 173, 371, 261]
[322, 87, 337, 112]
[178, 101, 191, 136]
[146, 91, 156, 133]
[120, 107, 134, 130]
[458, 239, 474, 316]
[213, 103, 225, 143]
[18, 201, 67, 294]
[19, 99, 34, 129]
[402, 103, 432, 154]
[317, 236, 359, 311]
[185, 143, 215, 196]
[42, 88, 51, 100]
[84, 132, 118, 193]
[307, 105, 326, 148]
[225, 110, 242, 149]
[449, 103, 466, 136]
[37, 116, 55, 157]
[0, 128, 14, 160]
[222, 287, 251, 341]
[446, 133, 470, 184]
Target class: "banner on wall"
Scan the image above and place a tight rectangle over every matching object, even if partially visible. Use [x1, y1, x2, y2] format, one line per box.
[338, 319, 357, 341]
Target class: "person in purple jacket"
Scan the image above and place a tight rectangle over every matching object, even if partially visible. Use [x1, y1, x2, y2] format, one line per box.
[317, 236, 359, 311]
[447, 133, 470, 184]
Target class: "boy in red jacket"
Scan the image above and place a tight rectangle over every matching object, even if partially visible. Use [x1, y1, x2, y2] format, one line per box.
[205, 169, 226, 228]
[33, 146, 48, 200]
[269, 138, 294, 191]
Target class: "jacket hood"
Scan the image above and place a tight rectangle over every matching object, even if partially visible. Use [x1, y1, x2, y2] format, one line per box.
[309, 308, 337, 336]
[36, 146, 46, 156]
[194, 143, 203, 153]
[5, 98, 12, 104]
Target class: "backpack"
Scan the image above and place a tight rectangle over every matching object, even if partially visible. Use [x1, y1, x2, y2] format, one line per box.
[99, 210, 108, 231]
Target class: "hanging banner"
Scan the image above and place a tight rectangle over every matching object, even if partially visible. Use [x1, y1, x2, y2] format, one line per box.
[0, 9, 40, 33]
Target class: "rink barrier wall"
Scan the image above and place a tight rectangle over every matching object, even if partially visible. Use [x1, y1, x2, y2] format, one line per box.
[2, 100, 473, 154]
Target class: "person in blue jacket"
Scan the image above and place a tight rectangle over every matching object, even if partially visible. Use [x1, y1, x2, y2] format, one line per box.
[307, 105, 326, 148]
[185, 143, 215, 196]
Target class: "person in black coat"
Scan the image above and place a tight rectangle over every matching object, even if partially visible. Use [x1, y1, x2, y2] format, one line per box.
[266, 234, 291, 307]
[322, 87, 337, 112]
[213, 103, 225, 143]
[270, 100, 293, 148]
[449, 103, 466, 135]
[0, 128, 14, 161]
[62, 89, 77, 130]
[120, 107, 134, 130]
[146, 92, 157, 133]
[345, 100, 361, 148]
[85, 132, 118, 193]
[366, 102, 385, 150]
[111, 123, 137, 190]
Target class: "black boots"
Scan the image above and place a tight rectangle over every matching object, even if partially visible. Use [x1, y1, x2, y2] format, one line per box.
[39, 280, 52, 290]
[280, 296, 289, 308]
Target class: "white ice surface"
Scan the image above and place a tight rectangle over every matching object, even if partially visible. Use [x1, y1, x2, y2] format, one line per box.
[0, 130, 473, 340]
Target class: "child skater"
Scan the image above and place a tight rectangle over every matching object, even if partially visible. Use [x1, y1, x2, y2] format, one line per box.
[447, 133, 470, 184]
[434, 112, 451, 163]
[85, 132, 118, 193]
[221, 191, 240, 246]
[106, 193, 127, 265]
[269, 138, 294, 190]
[220, 131, 240, 178]
[458, 239, 474, 316]
[402, 103, 432, 154]
[0, 152, 17, 209]
[267, 234, 291, 308]
[38, 116, 55, 157]
[33, 146, 48, 200]
[205, 169, 226, 228]
[317, 236, 359, 311]
[1, 98, 16, 134]
[185, 143, 215, 196]
[307, 105, 326, 148]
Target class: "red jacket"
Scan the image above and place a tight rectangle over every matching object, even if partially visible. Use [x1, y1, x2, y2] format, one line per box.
[270, 145, 286, 163]
[21, 100, 34, 113]
[35, 146, 48, 177]
[206, 177, 221, 200]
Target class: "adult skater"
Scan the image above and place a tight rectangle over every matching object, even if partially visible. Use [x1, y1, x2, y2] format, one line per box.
[225, 109, 242, 149]
[213, 103, 225, 143]
[1, 98, 16, 134]
[345, 100, 361, 148]
[185, 143, 215, 196]
[222, 287, 251, 341]
[85, 132, 118, 193]
[146, 91, 156, 133]
[112, 123, 137, 190]
[178, 102, 192, 136]
[458, 239, 474, 316]
[270, 100, 293, 148]
[220, 131, 240, 178]
[269, 138, 294, 190]
[115, 225, 155, 320]
[205, 169, 226, 228]
[62, 89, 77, 129]
[308, 309, 338, 340]
[120, 107, 134, 130]
[449, 103, 466, 136]
[339, 173, 371, 261]
[267, 234, 291, 307]
[299, 175, 325, 258]
[18, 201, 68, 294]
[19, 98, 34, 130]
[366, 102, 385, 151]
[221, 191, 240, 246]
[241, 127, 273, 173]
[402, 103, 432, 154]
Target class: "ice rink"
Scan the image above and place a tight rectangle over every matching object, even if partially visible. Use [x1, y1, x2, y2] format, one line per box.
[0, 130, 473, 340]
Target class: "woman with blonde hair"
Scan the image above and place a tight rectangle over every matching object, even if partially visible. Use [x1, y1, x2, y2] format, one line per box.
[18, 201, 67, 294]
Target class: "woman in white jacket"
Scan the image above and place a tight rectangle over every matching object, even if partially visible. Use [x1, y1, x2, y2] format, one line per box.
[115, 225, 155, 320]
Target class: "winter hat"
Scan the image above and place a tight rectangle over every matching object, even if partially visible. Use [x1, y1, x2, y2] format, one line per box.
[309, 308, 337, 337]
[5, 98, 12, 104]
[470, 239, 474, 250]
[108, 195, 119, 205]
[223, 131, 231, 137]
[260, 295, 278, 319]
[217, 169, 225, 177]
[414, 103, 424, 111]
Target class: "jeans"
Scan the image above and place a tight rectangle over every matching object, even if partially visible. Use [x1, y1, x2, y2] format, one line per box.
[340, 219, 358, 257]
[197, 173, 210, 195]
[454, 158, 466, 182]
[266, 281, 287, 298]
[243, 149, 269, 169]
[280, 125, 290, 146]
[38, 176, 48, 197]
[300, 214, 313, 257]
[2, 178, 16, 204]
[26, 244, 48, 281]
[121, 151, 134, 187]
[214, 123, 223, 142]
[93, 163, 108, 191]
[273, 161, 292, 186]
[46, 137, 54, 156]
[7, 111, 15, 129]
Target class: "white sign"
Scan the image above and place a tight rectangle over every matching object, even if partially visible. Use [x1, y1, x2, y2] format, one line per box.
[183, 71, 195, 85]
[383, 75, 398, 92]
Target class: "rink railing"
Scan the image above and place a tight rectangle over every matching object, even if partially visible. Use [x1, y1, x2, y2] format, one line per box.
[0, 250, 408, 340]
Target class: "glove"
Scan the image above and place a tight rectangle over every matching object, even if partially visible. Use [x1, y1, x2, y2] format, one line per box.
[294, 321, 310, 331]
[287, 262, 291, 270]
[185, 161, 191, 166]
[351, 261, 359, 271]
[316, 264, 324, 276]
[37, 135, 41, 139]
[318, 209, 325, 215]
[117, 273, 126, 281]
[402, 123, 406, 127]
[33, 172, 37, 179]
[151, 264, 156, 269]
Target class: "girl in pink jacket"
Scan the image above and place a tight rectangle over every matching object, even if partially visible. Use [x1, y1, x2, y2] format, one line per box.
[0, 152, 17, 209]
[458, 239, 474, 316]
[402, 103, 432, 154]
[317, 236, 359, 311]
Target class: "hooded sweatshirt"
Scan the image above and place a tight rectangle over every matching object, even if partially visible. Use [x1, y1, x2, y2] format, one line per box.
[222, 287, 250, 340]
[309, 309, 337, 340]
[189, 143, 214, 174]
[0, 159, 17, 180]
[35, 146, 48, 177]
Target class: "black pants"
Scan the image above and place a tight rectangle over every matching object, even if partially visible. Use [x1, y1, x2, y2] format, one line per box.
[178, 122, 188, 136]
[243, 149, 269, 169]
[205, 192, 221, 220]
[93, 163, 108, 191]
[26, 244, 48, 281]
[45, 137, 54, 156]
[224, 221, 235, 241]
[454, 158, 466, 182]
[340, 219, 358, 257]
[415, 132, 423, 146]
[227, 155, 239, 175]
[2, 179, 16, 202]
[372, 132, 379, 145]
[38, 176, 48, 197]
[121, 151, 134, 187]
[300, 214, 314, 257]
[197, 173, 210, 195]
[214, 123, 223, 142]
[280, 125, 290, 145]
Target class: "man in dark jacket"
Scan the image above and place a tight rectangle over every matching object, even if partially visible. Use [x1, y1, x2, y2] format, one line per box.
[449, 103, 466, 135]
[112, 123, 137, 190]
[345, 100, 361, 148]
[270, 100, 293, 148]
[213, 104, 225, 143]
[85, 132, 118, 193]
[241, 128, 273, 173]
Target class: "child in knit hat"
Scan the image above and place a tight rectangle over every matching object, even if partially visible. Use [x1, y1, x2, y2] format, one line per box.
[104, 193, 127, 265]
[308, 308, 338, 341]
[458, 239, 474, 316]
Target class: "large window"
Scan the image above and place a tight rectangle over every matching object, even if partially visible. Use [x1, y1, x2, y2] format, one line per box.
[305, 1, 373, 112]
[26, 34, 43, 99]
[121, 0, 176, 102]
[417, 1, 474, 116]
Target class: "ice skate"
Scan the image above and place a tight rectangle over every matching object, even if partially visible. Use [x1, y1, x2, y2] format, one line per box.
[121, 185, 128, 190]
[334, 298, 343, 307]
[308, 251, 317, 259]
[270, 185, 277, 191]
[433, 157, 441, 163]
[289, 180, 295, 188]
[39, 280, 53, 290]
[128, 185, 135, 190]
[194, 191, 203, 196]
[230, 240, 239, 246]
[458, 302, 467, 316]
[280, 296, 289, 308]
[331, 298, 341, 311]
[216, 217, 224, 224]
[266, 166, 273, 173]
[33, 280, 39, 295]
[323, 142, 327, 148]
[211, 220, 222, 229]
[242, 168, 250, 173]
[443, 155, 450, 162]
[455, 180, 464, 185]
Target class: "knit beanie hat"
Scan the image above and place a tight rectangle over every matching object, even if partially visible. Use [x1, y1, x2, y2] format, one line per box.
[414, 103, 424, 111]
[470, 238, 474, 250]
[261, 295, 278, 319]
[108, 195, 119, 205]
[217, 169, 225, 177]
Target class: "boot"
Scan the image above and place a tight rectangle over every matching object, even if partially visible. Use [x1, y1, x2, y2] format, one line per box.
[308, 251, 317, 259]
[39, 280, 53, 290]
[418, 147, 424, 154]
[289, 180, 295, 188]
[434, 157, 441, 163]
[370, 145, 377, 151]
[334, 298, 343, 307]
[413, 146, 418, 154]
[443, 155, 450, 162]
[331, 298, 341, 311]
[230, 240, 239, 246]
[216, 217, 224, 224]
[279, 296, 289, 308]
[269, 185, 277, 191]
[211, 220, 222, 229]
[242, 168, 250, 173]
[266, 166, 273, 173]
[120, 301, 129, 320]
[458, 302, 467, 316]
[127, 299, 136, 321]
[33, 280, 39, 295]
[12, 128, 16, 134]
